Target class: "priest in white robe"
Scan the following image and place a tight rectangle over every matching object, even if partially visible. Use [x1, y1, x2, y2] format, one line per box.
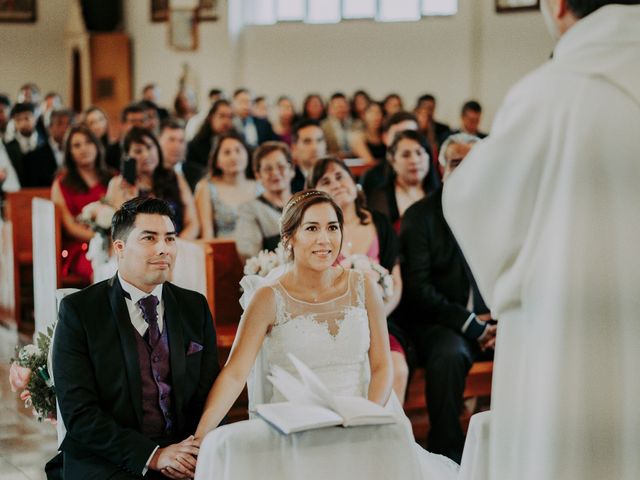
[443, 2, 640, 479]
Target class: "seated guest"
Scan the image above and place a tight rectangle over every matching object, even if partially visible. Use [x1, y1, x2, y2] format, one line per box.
[235, 141, 294, 261]
[398, 132, 495, 463]
[186, 99, 234, 173]
[252, 96, 269, 119]
[105, 103, 147, 170]
[4, 102, 45, 186]
[173, 88, 197, 123]
[321, 92, 353, 157]
[141, 82, 170, 122]
[106, 127, 199, 239]
[367, 130, 440, 231]
[452, 100, 488, 139]
[349, 101, 386, 164]
[382, 93, 404, 118]
[359, 111, 421, 199]
[0, 94, 12, 138]
[24, 109, 73, 187]
[290, 119, 327, 193]
[308, 156, 410, 403]
[184, 87, 225, 141]
[51, 125, 113, 283]
[84, 106, 111, 151]
[232, 88, 277, 148]
[300, 93, 326, 122]
[52, 196, 219, 479]
[415, 94, 451, 162]
[350, 89, 372, 126]
[158, 120, 189, 178]
[140, 100, 162, 136]
[272, 96, 299, 146]
[195, 132, 262, 239]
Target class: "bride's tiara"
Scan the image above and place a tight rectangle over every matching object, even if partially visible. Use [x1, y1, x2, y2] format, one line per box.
[282, 190, 326, 216]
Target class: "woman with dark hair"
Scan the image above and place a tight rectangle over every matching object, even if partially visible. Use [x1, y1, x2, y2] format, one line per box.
[300, 94, 326, 122]
[272, 96, 299, 146]
[186, 99, 235, 168]
[307, 156, 410, 404]
[193, 189, 458, 479]
[105, 127, 199, 238]
[194, 131, 262, 239]
[382, 93, 404, 118]
[51, 125, 113, 283]
[350, 89, 371, 124]
[83, 106, 110, 150]
[349, 101, 386, 164]
[367, 130, 440, 231]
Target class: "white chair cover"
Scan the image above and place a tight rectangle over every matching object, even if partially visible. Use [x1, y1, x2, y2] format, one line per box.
[459, 411, 491, 480]
[32, 198, 58, 334]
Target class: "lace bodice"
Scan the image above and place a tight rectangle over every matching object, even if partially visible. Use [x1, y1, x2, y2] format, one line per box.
[248, 270, 371, 407]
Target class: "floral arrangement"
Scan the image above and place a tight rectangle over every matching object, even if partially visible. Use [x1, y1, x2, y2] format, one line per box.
[243, 243, 288, 277]
[9, 325, 57, 422]
[339, 254, 394, 300]
[78, 199, 116, 269]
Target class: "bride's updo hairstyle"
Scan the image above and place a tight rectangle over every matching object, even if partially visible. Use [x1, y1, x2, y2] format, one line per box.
[280, 190, 344, 260]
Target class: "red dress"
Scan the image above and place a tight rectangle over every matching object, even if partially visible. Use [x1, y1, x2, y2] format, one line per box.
[57, 178, 108, 284]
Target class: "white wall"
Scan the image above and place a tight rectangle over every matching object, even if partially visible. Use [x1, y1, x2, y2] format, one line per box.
[1, 0, 554, 129]
[0, 0, 70, 102]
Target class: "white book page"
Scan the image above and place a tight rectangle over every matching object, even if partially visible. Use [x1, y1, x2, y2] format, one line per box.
[267, 365, 322, 405]
[287, 353, 339, 412]
[256, 403, 343, 434]
[333, 396, 396, 426]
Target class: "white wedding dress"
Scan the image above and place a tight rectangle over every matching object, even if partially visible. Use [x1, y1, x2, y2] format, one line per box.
[195, 269, 458, 480]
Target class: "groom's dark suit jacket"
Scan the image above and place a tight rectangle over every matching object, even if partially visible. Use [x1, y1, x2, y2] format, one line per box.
[52, 275, 220, 479]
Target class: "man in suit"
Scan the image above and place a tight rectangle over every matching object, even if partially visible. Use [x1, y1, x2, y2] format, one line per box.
[53, 197, 220, 479]
[290, 119, 327, 193]
[452, 100, 488, 139]
[320, 92, 352, 157]
[399, 133, 496, 463]
[231, 88, 277, 149]
[23, 109, 73, 187]
[4, 102, 45, 186]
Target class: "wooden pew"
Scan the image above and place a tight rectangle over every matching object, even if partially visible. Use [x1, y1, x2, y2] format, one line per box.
[4, 188, 51, 329]
[404, 361, 494, 444]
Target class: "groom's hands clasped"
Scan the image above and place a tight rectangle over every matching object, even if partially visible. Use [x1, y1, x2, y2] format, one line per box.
[150, 435, 200, 479]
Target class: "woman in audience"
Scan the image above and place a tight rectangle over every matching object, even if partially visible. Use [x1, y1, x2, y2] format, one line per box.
[383, 93, 404, 118]
[308, 156, 410, 404]
[187, 99, 235, 168]
[235, 141, 294, 261]
[301, 93, 326, 121]
[350, 89, 371, 125]
[174, 89, 196, 123]
[83, 106, 110, 151]
[195, 131, 262, 239]
[105, 127, 199, 238]
[51, 125, 113, 283]
[367, 130, 440, 231]
[349, 101, 386, 165]
[272, 96, 298, 146]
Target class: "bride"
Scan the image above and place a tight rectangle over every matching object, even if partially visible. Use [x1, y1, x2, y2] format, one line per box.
[194, 190, 458, 479]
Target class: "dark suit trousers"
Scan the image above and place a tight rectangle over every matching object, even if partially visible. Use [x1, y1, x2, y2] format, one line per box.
[413, 324, 480, 463]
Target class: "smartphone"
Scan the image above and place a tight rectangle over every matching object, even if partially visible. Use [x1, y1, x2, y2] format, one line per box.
[122, 157, 137, 185]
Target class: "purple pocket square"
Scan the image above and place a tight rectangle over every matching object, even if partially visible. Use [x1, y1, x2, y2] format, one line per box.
[187, 341, 204, 355]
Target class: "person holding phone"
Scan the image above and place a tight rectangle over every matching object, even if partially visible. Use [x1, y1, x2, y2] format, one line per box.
[106, 127, 199, 239]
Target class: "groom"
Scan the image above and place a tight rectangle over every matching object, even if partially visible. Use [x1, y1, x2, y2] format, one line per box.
[52, 197, 220, 479]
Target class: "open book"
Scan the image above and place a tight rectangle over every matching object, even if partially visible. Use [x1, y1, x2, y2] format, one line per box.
[255, 353, 396, 434]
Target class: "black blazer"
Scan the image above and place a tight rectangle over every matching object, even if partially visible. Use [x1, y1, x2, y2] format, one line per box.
[52, 275, 220, 478]
[398, 187, 487, 336]
[4, 139, 27, 186]
[23, 142, 59, 187]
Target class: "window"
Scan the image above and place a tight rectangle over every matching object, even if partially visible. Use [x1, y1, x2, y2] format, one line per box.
[247, 0, 458, 25]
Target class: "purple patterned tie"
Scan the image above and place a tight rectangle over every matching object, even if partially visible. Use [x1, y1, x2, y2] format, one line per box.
[137, 295, 160, 346]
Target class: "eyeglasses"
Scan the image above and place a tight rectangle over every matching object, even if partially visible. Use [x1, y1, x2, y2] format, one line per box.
[260, 164, 290, 174]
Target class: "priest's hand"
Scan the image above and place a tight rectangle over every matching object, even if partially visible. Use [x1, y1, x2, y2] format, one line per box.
[150, 436, 199, 479]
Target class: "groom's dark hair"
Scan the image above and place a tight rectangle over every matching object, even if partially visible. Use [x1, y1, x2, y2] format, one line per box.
[111, 196, 177, 241]
[567, 1, 639, 18]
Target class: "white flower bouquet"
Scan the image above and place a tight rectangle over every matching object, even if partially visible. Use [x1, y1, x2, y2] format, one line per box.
[9, 326, 57, 422]
[243, 243, 288, 277]
[339, 254, 394, 300]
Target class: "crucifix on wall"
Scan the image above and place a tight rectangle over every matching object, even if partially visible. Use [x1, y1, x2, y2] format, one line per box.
[151, 0, 218, 51]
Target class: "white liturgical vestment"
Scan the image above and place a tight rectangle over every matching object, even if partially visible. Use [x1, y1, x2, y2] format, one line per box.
[443, 5, 640, 480]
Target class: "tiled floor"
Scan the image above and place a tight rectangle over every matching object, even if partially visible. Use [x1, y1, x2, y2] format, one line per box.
[0, 324, 58, 480]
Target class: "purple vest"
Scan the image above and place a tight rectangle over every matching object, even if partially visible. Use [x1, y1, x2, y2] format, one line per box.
[134, 323, 174, 440]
